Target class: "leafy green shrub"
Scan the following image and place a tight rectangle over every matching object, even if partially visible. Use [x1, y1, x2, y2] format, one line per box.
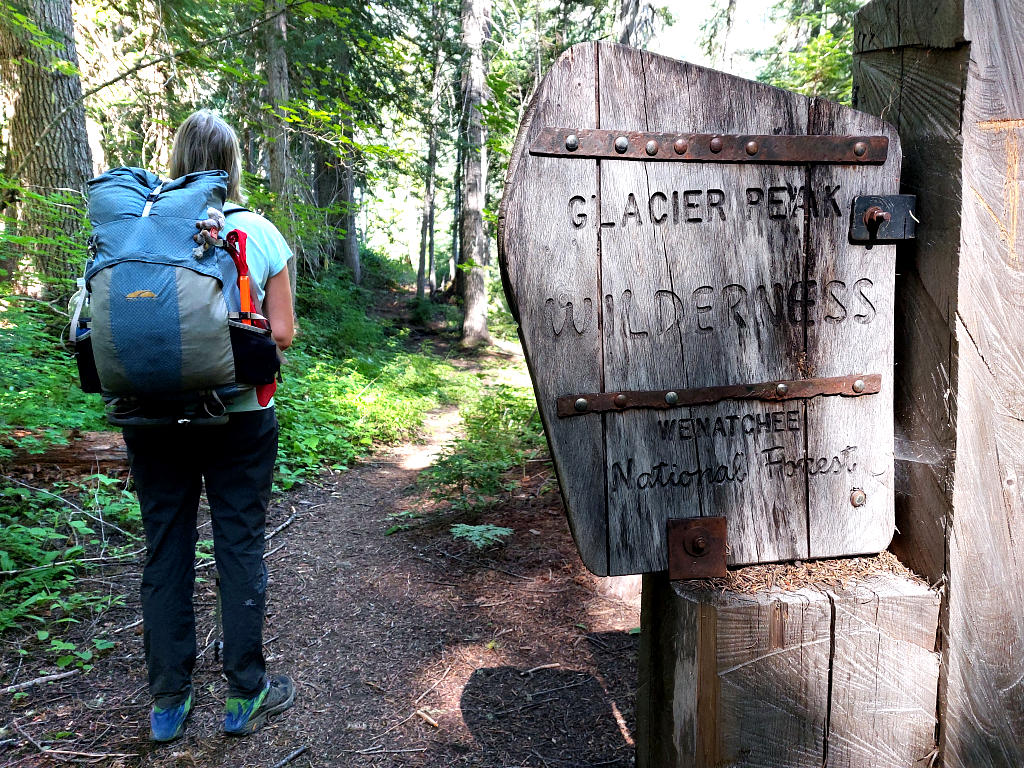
[272, 253, 477, 487]
[0, 299, 106, 461]
[295, 264, 388, 358]
[275, 342, 474, 487]
[420, 383, 545, 514]
[451, 523, 514, 548]
[0, 475, 137, 634]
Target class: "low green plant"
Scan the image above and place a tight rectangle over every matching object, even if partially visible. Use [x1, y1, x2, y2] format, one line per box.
[274, 342, 474, 488]
[420, 382, 545, 516]
[0, 479, 132, 633]
[450, 523, 514, 548]
[0, 298, 106, 462]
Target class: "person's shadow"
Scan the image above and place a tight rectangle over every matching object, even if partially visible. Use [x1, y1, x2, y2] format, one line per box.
[460, 656, 634, 767]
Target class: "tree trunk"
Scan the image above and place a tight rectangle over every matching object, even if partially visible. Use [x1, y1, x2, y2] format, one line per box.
[313, 143, 340, 273]
[335, 44, 361, 284]
[449, 137, 463, 296]
[459, 0, 491, 347]
[0, 0, 93, 293]
[418, 21, 443, 300]
[263, 0, 296, 294]
[341, 153, 360, 284]
[427, 179, 437, 295]
[417, 196, 429, 299]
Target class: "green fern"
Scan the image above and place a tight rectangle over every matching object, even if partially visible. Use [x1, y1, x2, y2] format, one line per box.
[450, 524, 514, 549]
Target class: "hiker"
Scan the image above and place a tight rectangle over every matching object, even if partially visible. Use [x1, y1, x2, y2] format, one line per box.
[122, 110, 296, 741]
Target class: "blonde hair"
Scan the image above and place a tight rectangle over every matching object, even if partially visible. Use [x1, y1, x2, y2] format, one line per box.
[169, 110, 244, 203]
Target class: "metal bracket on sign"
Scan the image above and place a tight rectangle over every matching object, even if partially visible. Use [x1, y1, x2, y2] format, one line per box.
[530, 129, 889, 164]
[849, 194, 917, 246]
[558, 373, 880, 418]
[667, 517, 728, 579]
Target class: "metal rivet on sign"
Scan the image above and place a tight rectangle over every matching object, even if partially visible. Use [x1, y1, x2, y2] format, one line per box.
[614, 136, 629, 153]
[665, 391, 679, 405]
[863, 206, 892, 227]
[852, 378, 866, 393]
[614, 393, 628, 408]
[574, 397, 589, 412]
[851, 489, 867, 507]
[691, 536, 707, 555]
[776, 382, 789, 397]
[565, 134, 579, 151]
[853, 141, 868, 157]
[710, 136, 724, 153]
[745, 140, 759, 155]
[673, 138, 688, 155]
[645, 140, 659, 156]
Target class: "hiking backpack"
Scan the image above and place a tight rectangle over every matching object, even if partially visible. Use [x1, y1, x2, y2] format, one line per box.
[71, 167, 280, 426]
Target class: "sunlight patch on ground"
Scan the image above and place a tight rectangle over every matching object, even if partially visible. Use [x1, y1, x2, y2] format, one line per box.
[391, 406, 462, 471]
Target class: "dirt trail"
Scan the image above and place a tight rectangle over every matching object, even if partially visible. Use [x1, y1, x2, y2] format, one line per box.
[3, 395, 640, 766]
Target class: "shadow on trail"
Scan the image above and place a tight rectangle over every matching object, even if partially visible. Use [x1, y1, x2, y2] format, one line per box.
[461, 637, 636, 768]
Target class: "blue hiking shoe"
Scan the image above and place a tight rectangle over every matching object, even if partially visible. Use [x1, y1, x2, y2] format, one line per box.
[223, 674, 295, 736]
[150, 692, 192, 742]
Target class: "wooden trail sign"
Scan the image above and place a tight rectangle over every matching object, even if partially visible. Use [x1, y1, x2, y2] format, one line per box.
[498, 42, 902, 576]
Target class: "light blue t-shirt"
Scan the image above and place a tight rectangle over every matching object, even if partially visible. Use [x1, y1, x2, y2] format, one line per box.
[222, 208, 291, 412]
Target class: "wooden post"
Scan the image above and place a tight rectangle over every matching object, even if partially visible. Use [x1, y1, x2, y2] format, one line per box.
[854, 2, 1024, 764]
[636, 571, 940, 768]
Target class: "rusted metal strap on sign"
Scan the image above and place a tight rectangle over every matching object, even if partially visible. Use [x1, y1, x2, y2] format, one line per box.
[557, 373, 880, 418]
[530, 129, 889, 164]
[668, 517, 728, 579]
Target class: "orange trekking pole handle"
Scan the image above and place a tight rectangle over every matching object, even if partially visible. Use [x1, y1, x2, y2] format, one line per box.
[226, 230, 253, 326]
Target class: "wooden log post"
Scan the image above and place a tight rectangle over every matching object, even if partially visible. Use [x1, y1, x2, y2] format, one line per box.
[636, 570, 940, 768]
[853, 2, 1024, 764]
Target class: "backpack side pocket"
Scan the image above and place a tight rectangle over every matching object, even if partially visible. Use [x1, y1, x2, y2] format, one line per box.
[73, 329, 103, 393]
[228, 319, 280, 385]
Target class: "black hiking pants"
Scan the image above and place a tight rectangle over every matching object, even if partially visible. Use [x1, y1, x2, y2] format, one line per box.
[123, 408, 278, 708]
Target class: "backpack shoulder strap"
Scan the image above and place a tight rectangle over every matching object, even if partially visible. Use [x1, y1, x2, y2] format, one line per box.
[223, 204, 252, 216]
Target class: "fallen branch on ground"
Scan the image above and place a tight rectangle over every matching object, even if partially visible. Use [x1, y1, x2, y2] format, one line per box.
[271, 746, 308, 768]
[414, 663, 453, 704]
[2, 669, 79, 694]
[265, 512, 298, 542]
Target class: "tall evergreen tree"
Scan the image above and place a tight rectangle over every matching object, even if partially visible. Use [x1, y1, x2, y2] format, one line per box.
[458, 0, 490, 347]
[0, 0, 93, 291]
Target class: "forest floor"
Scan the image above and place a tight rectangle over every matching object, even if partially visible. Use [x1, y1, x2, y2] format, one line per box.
[0, 315, 641, 767]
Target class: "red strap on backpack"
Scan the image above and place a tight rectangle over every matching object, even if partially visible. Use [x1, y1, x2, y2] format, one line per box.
[226, 229, 277, 407]
[225, 230, 253, 324]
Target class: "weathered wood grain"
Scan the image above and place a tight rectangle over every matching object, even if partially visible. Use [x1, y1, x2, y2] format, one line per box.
[502, 43, 900, 574]
[853, 40, 968, 582]
[497, 43, 608, 574]
[597, 44, 703, 572]
[637, 571, 940, 768]
[946, 0, 1024, 755]
[854, 1, 1024, 764]
[854, 0, 965, 53]
[827, 577, 940, 767]
[636, 47, 812, 569]
[805, 98, 898, 559]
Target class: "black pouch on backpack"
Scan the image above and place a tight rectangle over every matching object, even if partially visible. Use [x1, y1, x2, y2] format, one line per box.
[73, 329, 103, 394]
[228, 319, 280, 385]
